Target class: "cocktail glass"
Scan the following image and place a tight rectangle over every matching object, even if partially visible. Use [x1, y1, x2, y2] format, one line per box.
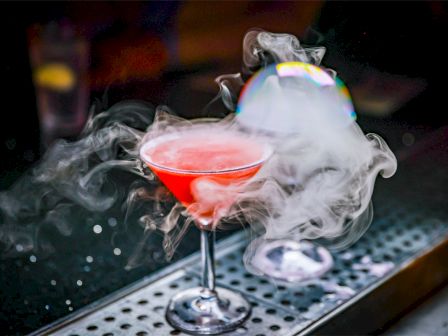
[140, 127, 272, 334]
[244, 200, 374, 283]
[242, 173, 334, 284]
[235, 61, 352, 284]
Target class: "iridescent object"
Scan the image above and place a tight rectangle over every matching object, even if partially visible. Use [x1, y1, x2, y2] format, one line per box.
[236, 61, 356, 135]
[237, 62, 350, 283]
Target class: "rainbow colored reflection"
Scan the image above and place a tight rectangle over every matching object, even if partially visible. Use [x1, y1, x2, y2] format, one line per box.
[237, 62, 356, 133]
[276, 62, 335, 86]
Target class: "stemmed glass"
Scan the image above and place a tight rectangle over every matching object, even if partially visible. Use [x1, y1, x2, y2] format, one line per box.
[235, 61, 354, 284]
[140, 127, 272, 334]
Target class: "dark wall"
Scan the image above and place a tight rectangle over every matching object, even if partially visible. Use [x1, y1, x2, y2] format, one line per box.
[1, 1, 448, 188]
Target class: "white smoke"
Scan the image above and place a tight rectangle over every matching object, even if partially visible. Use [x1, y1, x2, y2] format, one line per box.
[0, 101, 156, 258]
[0, 29, 397, 271]
[216, 29, 397, 250]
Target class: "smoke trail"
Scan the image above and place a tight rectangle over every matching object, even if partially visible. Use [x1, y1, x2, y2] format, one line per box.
[242, 28, 326, 72]
[0, 100, 156, 257]
[1, 29, 397, 274]
[213, 29, 397, 252]
[216, 29, 330, 116]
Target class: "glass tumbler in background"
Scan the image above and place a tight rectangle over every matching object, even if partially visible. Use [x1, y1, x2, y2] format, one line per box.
[28, 21, 89, 148]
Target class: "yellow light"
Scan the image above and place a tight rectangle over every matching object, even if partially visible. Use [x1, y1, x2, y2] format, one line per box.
[34, 63, 76, 92]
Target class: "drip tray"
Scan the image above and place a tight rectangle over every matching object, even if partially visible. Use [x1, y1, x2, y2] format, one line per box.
[32, 209, 448, 336]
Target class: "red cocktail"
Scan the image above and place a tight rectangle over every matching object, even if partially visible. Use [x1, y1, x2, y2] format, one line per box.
[140, 127, 271, 334]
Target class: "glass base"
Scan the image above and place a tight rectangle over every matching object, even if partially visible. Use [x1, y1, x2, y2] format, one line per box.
[244, 238, 334, 283]
[166, 286, 251, 335]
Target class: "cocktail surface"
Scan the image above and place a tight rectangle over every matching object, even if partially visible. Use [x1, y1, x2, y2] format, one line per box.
[141, 129, 266, 214]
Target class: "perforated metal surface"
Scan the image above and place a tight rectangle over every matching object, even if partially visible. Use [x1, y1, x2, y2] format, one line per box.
[41, 206, 448, 336]
[35, 137, 448, 336]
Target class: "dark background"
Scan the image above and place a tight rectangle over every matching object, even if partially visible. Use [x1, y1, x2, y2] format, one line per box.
[0, 1, 447, 334]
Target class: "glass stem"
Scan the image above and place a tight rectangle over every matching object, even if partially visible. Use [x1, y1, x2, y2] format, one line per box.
[200, 229, 216, 292]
